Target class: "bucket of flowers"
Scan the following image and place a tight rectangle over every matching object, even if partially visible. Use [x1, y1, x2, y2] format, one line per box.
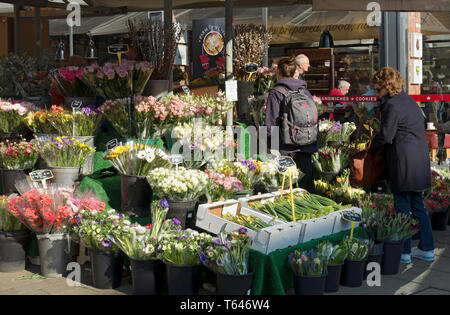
[0, 100, 35, 140]
[104, 141, 170, 218]
[158, 218, 213, 295]
[0, 194, 29, 272]
[316, 241, 347, 293]
[204, 169, 243, 202]
[288, 249, 327, 295]
[147, 167, 209, 228]
[73, 208, 128, 289]
[108, 199, 169, 295]
[37, 136, 95, 188]
[198, 227, 254, 295]
[424, 183, 449, 231]
[312, 145, 350, 181]
[339, 238, 369, 287]
[0, 139, 39, 194]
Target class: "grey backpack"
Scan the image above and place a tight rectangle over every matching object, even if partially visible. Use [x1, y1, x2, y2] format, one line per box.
[273, 86, 318, 146]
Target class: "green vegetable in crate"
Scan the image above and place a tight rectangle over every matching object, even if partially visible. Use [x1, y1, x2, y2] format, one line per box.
[222, 213, 271, 231]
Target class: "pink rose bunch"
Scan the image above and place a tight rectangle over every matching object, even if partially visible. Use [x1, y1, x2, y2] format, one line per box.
[205, 169, 243, 201]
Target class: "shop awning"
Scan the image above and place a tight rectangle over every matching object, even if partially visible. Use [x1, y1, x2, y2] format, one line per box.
[312, 0, 450, 12]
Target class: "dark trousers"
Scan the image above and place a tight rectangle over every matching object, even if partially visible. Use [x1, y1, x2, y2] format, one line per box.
[292, 152, 315, 193]
[393, 192, 434, 254]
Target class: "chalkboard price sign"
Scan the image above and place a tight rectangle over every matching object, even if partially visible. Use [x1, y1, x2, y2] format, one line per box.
[106, 139, 118, 151]
[49, 68, 59, 76]
[168, 154, 184, 165]
[181, 86, 190, 94]
[107, 44, 129, 54]
[276, 156, 296, 173]
[341, 210, 362, 222]
[71, 100, 82, 109]
[245, 63, 258, 74]
[30, 170, 53, 182]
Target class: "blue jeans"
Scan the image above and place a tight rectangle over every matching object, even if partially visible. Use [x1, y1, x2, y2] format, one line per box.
[393, 192, 434, 254]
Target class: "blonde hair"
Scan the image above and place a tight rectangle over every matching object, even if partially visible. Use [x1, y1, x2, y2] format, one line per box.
[372, 67, 405, 96]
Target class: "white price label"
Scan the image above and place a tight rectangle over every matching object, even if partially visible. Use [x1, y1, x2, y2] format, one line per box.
[222, 203, 238, 216]
[225, 80, 238, 102]
[260, 197, 275, 205]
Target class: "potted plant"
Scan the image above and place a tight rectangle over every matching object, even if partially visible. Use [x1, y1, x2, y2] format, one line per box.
[339, 238, 369, 287]
[317, 241, 347, 293]
[37, 136, 95, 187]
[0, 140, 39, 194]
[233, 24, 271, 123]
[50, 65, 97, 106]
[105, 141, 170, 218]
[0, 195, 29, 272]
[73, 209, 126, 289]
[198, 227, 254, 295]
[128, 19, 180, 99]
[158, 219, 211, 295]
[288, 249, 327, 295]
[148, 167, 209, 228]
[361, 206, 385, 279]
[108, 199, 168, 295]
[47, 105, 104, 175]
[364, 239, 384, 280]
[0, 100, 35, 140]
[377, 212, 419, 275]
[424, 190, 449, 231]
[7, 185, 80, 277]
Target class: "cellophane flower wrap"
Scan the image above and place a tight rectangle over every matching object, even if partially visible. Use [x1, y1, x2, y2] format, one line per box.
[47, 105, 104, 137]
[211, 159, 261, 191]
[0, 100, 35, 133]
[158, 219, 212, 266]
[0, 195, 24, 231]
[0, 140, 39, 169]
[172, 122, 234, 168]
[38, 136, 95, 167]
[148, 167, 209, 201]
[316, 240, 347, 265]
[254, 65, 277, 95]
[108, 199, 168, 260]
[51, 66, 95, 97]
[98, 98, 132, 138]
[73, 209, 126, 252]
[25, 109, 57, 134]
[104, 141, 170, 176]
[312, 145, 349, 173]
[198, 228, 252, 275]
[81, 60, 153, 99]
[204, 169, 243, 202]
[288, 249, 326, 276]
[7, 186, 79, 234]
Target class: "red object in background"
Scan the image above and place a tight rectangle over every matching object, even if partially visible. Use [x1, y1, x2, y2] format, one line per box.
[216, 57, 225, 68]
[445, 134, 450, 149]
[426, 130, 438, 149]
[50, 82, 65, 107]
[199, 54, 211, 70]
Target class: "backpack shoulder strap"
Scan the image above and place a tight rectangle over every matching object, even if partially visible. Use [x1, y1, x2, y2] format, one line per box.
[272, 86, 290, 97]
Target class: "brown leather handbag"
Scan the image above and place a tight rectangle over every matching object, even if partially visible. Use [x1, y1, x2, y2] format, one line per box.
[349, 119, 386, 188]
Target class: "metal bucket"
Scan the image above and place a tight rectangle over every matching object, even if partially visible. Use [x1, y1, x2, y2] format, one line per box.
[49, 167, 81, 188]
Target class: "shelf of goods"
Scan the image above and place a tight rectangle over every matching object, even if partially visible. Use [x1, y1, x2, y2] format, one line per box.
[195, 188, 361, 254]
[422, 42, 450, 94]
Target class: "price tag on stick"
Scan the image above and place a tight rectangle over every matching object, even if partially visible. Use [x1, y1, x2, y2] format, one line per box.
[106, 138, 118, 151]
[107, 44, 129, 65]
[341, 210, 362, 240]
[181, 86, 190, 94]
[29, 169, 53, 189]
[276, 156, 296, 222]
[168, 154, 184, 171]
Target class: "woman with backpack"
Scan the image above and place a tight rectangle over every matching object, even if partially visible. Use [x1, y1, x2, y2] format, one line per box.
[265, 56, 319, 193]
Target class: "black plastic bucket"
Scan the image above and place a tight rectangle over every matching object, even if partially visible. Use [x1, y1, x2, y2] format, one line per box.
[166, 264, 199, 295]
[340, 259, 366, 287]
[381, 240, 404, 275]
[120, 174, 152, 218]
[215, 272, 254, 295]
[166, 200, 197, 229]
[0, 230, 29, 272]
[431, 210, 449, 231]
[1, 169, 27, 194]
[364, 254, 383, 280]
[324, 263, 343, 293]
[130, 259, 157, 295]
[293, 273, 327, 295]
[89, 249, 124, 289]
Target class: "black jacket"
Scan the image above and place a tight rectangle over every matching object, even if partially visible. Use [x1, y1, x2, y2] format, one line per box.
[371, 92, 431, 193]
[265, 78, 318, 155]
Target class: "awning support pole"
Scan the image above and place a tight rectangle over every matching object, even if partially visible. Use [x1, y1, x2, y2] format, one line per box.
[34, 6, 41, 59]
[226, 0, 233, 126]
[262, 7, 268, 67]
[14, 3, 20, 54]
[165, 0, 173, 93]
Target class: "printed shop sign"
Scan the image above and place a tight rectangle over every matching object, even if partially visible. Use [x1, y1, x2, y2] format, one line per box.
[192, 18, 226, 80]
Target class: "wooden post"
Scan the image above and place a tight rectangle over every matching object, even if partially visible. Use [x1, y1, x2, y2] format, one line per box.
[34, 6, 41, 59]
[165, 0, 173, 93]
[14, 3, 20, 54]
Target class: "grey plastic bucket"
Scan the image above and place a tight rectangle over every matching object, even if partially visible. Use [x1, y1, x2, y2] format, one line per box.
[73, 136, 95, 175]
[36, 233, 70, 277]
[49, 167, 81, 188]
[1, 169, 27, 194]
[144, 80, 169, 100]
[0, 230, 29, 272]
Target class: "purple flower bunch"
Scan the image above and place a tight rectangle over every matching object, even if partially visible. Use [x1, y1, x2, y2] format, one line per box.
[241, 160, 258, 171]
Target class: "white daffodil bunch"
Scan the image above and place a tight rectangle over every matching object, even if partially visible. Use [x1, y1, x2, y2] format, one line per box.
[147, 167, 209, 201]
[104, 140, 170, 176]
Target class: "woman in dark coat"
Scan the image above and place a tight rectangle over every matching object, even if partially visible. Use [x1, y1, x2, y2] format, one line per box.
[371, 67, 434, 263]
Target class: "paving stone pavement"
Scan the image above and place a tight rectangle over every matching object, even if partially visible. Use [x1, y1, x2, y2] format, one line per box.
[0, 229, 449, 295]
